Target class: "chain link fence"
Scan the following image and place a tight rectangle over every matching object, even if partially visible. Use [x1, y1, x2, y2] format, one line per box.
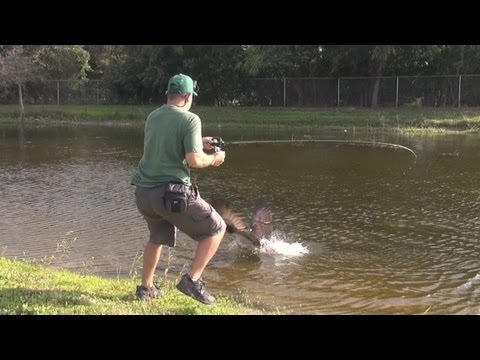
[2, 75, 480, 107]
[244, 75, 480, 108]
[0, 80, 111, 106]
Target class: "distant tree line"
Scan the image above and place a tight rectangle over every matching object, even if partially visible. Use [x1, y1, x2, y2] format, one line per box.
[2, 45, 480, 112]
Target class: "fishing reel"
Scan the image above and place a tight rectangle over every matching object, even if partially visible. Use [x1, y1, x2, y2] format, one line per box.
[211, 136, 225, 152]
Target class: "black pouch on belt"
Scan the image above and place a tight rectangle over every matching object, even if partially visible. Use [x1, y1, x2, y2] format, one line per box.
[164, 182, 189, 213]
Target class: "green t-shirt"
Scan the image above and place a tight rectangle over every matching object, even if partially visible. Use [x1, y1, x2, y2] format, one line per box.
[131, 104, 204, 187]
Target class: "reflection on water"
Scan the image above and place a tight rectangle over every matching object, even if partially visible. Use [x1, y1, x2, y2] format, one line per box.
[1, 124, 479, 314]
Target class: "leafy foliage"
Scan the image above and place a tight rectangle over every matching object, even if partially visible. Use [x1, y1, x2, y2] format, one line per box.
[3, 45, 480, 107]
[33, 45, 92, 80]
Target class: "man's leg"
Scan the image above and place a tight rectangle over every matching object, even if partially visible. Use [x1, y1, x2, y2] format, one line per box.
[134, 186, 173, 300]
[141, 241, 162, 288]
[135, 241, 164, 300]
[176, 226, 225, 305]
[174, 196, 226, 304]
[188, 227, 225, 280]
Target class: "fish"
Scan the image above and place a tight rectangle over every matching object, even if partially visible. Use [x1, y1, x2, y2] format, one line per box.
[211, 198, 273, 247]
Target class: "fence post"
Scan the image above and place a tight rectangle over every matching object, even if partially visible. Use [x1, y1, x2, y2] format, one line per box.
[337, 78, 340, 107]
[283, 77, 286, 107]
[56, 80, 60, 106]
[396, 77, 399, 108]
[96, 81, 100, 105]
[458, 75, 462, 108]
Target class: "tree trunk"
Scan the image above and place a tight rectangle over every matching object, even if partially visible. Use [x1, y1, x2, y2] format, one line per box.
[293, 82, 303, 106]
[18, 82, 24, 117]
[371, 78, 380, 108]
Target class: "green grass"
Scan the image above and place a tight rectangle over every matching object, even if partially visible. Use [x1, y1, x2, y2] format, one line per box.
[0, 257, 272, 315]
[1, 105, 480, 131]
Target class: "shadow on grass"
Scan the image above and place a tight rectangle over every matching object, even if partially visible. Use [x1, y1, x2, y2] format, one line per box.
[0, 287, 132, 314]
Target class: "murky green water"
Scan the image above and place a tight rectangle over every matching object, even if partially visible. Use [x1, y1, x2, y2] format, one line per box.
[1, 123, 479, 314]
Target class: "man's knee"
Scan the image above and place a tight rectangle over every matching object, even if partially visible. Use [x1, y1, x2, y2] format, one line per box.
[217, 219, 226, 238]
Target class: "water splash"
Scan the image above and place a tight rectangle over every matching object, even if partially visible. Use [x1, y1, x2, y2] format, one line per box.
[259, 232, 309, 257]
[456, 273, 480, 291]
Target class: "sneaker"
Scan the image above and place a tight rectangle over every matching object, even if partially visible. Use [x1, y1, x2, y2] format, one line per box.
[176, 274, 216, 305]
[135, 284, 164, 301]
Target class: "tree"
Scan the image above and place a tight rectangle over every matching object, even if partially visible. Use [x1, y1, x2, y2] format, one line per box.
[243, 45, 324, 105]
[0, 45, 42, 116]
[101, 45, 248, 105]
[183, 45, 248, 106]
[83, 45, 123, 80]
[33, 45, 91, 81]
[100, 45, 185, 104]
[369, 46, 397, 107]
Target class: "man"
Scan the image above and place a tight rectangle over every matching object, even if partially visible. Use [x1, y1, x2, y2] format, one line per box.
[131, 73, 226, 305]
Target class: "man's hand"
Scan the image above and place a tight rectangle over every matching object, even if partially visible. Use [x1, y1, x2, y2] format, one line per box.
[211, 150, 226, 167]
[202, 137, 214, 151]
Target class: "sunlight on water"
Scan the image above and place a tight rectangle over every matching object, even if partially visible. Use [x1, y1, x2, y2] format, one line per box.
[259, 232, 309, 257]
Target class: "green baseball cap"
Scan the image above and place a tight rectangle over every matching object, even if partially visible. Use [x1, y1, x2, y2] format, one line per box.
[166, 73, 198, 96]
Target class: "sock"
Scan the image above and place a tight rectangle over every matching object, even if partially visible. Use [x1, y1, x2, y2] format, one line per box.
[190, 275, 199, 282]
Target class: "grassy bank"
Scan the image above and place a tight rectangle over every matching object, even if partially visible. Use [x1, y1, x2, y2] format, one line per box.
[1, 105, 480, 131]
[0, 257, 269, 315]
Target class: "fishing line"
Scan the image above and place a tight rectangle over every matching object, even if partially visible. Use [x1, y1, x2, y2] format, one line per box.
[228, 139, 417, 158]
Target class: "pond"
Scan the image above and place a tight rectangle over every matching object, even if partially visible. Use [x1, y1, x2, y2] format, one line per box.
[1, 123, 479, 314]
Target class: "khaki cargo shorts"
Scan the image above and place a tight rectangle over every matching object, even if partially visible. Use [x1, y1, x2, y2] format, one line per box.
[134, 184, 226, 247]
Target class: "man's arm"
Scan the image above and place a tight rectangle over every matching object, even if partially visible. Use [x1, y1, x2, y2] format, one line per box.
[186, 150, 225, 168]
